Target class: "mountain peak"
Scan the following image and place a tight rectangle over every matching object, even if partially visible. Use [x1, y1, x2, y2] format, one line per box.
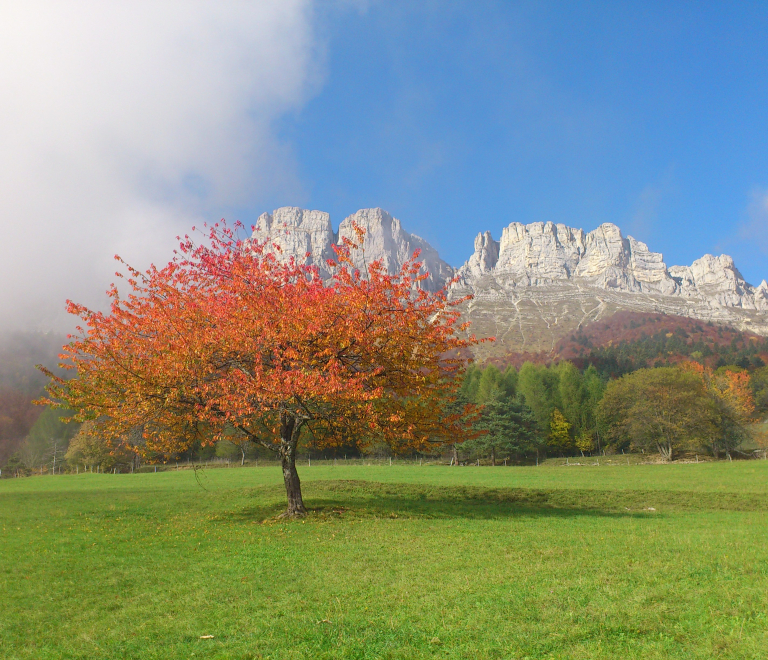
[251, 207, 453, 292]
[249, 207, 768, 356]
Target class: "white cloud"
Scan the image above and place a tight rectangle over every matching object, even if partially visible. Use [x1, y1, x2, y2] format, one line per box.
[0, 1, 324, 330]
[741, 188, 768, 255]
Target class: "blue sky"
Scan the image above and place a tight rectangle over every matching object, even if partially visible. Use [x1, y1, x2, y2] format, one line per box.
[1, 1, 767, 330]
[270, 1, 768, 283]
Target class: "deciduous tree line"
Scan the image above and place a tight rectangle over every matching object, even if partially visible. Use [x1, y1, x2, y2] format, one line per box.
[457, 361, 766, 463]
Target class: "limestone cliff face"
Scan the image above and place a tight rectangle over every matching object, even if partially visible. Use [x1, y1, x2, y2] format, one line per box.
[461, 231, 499, 278]
[453, 220, 768, 356]
[457, 221, 766, 310]
[668, 255, 763, 309]
[250, 207, 453, 292]
[251, 207, 336, 270]
[249, 207, 768, 355]
[459, 222, 678, 295]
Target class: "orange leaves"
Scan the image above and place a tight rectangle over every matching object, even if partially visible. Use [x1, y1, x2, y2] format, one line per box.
[682, 360, 755, 419]
[41, 220, 480, 456]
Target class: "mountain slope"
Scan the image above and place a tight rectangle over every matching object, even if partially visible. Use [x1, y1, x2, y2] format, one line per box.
[249, 207, 768, 358]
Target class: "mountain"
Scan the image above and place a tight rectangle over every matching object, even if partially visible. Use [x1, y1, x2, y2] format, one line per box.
[250, 207, 768, 359]
[485, 310, 768, 375]
[251, 207, 454, 292]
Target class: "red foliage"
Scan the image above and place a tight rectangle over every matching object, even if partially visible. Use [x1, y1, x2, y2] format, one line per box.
[489, 310, 768, 370]
[0, 388, 42, 465]
[40, 221, 483, 513]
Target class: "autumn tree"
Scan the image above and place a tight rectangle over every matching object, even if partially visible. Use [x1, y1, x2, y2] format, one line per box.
[65, 420, 137, 472]
[681, 363, 755, 459]
[548, 408, 572, 452]
[40, 222, 480, 516]
[0, 388, 41, 466]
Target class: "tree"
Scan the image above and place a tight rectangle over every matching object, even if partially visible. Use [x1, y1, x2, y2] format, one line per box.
[575, 430, 594, 455]
[581, 365, 606, 453]
[476, 364, 502, 404]
[460, 364, 517, 405]
[460, 364, 482, 403]
[709, 368, 754, 458]
[18, 406, 79, 472]
[682, 363, 755, 459]
[463, 391, 537, 464]
[750, 366, 768, 419]
[517, 362, 557, 436]
[599, 367, 708, 461]
[65, 420, 137, 472]
[0, 388, 41, 466]
[40, 222, 480, 515]
[555, 361, 584, 435]
[548, 408, 572, 452]
[215, 431, 254, 466]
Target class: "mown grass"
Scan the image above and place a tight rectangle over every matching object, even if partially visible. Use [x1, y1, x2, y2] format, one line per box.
[1, 462, 767, 659]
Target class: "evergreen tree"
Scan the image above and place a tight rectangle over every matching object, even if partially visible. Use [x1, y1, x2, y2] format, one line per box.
[463, 391, 538, 464]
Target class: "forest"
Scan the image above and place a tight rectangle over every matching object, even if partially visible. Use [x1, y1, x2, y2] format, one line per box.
[2, 358, 766, 477]
[456, 358, 767, 464]
[2, 320, 768, 476]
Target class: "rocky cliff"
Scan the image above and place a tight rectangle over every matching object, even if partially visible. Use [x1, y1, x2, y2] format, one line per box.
[457, 220, 766, 306]
[251, 207, 768, 358]
[251, 207, 453, 292]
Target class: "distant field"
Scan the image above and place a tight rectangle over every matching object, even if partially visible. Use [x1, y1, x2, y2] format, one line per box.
[2, 462, 767, 659]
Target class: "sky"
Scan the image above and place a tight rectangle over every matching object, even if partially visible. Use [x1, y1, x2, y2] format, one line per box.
[1, 1, 767, 331]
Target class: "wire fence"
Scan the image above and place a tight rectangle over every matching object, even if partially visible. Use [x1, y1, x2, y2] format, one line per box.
[3, 449, 766, 479]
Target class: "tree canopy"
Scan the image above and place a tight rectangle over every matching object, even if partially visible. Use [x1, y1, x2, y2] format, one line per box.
[461, 390, 538, 465]
[41, 222, 481, 515]
[599, 367, 709, 461]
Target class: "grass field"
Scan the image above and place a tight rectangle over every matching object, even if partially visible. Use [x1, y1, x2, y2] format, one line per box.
[1, 462, 767, 659]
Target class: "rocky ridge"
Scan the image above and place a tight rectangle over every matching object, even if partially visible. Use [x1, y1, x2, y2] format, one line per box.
[250, 207, 768, 358]
[251, 207, 453, 292]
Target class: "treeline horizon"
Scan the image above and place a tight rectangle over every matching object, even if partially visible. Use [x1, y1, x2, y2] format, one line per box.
[456, 358, 767, 464]
[2, 324, 768, 476]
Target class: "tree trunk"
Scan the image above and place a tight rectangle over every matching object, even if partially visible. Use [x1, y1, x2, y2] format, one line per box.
[657, 440, 672, 462]
[279, 413, 306, 517]
[451, 444, 458, 467]
[491, 447, 496, 467]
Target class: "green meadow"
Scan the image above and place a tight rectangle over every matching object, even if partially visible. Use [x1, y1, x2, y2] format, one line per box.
[1, 461, 767, 659]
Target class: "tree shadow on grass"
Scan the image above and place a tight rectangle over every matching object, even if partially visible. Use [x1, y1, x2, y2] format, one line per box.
[229, 480, 768, 523]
